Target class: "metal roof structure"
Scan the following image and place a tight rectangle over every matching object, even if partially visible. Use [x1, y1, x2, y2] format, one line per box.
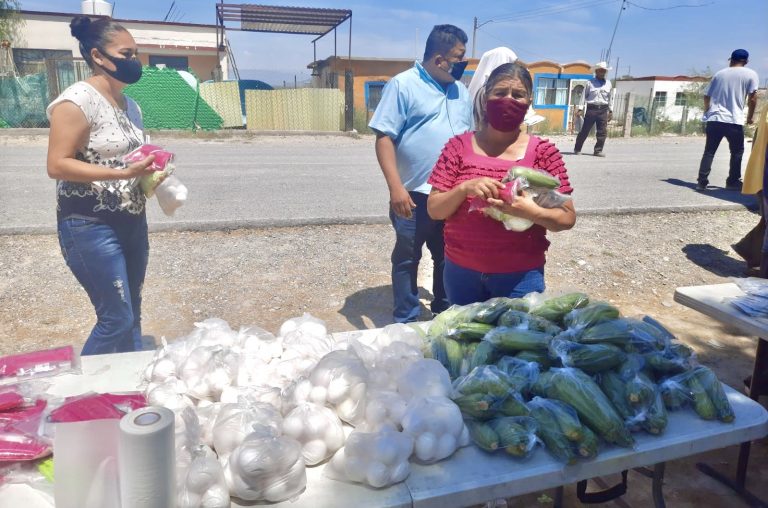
[215, 2, 352, 74]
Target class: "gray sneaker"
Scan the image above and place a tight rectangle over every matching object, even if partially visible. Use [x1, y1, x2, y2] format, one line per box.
[594, 152, 606, 157]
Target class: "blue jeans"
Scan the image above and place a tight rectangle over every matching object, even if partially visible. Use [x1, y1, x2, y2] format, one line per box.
[389, 192, 448, 323]
[444, 258, 545, 305]
[697, 121, 745, 186]
[57, 216, 149, 355]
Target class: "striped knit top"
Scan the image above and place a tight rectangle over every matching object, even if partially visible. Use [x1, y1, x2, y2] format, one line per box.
[428, 132, 573, 273]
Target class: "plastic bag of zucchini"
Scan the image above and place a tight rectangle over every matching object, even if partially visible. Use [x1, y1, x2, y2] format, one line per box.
[526, 396, 599, 464]
[451, 365, 529, 420]
[657, 366, 735, 422]
[466, 416, 539, 458]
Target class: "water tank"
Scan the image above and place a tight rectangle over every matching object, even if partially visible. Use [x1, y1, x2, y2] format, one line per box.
[81, 0, 114, 17]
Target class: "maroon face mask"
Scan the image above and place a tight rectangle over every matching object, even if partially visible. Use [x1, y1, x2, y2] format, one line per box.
[486, 97, 529, 132]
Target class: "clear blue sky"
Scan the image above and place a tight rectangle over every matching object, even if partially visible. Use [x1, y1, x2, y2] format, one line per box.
[21, 0, 768, 86]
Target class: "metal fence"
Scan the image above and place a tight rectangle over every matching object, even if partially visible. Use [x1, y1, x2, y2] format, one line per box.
[0, 57, 91, 128]
[607, 92, 705, 138]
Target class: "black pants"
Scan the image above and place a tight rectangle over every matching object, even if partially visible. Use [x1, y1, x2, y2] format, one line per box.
[697, 120, 745, 186]
[574, 105, 608, 154]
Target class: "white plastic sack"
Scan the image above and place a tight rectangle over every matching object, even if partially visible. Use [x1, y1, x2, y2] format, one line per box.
[324, 428, 413, 488]
[369, 341, 423, 391]
[361, 390, 408, 432]
[308, 350, 369, 425]
[224, 432, 306, 502]
[155, 173, 187, 216]
[281, 403, 345, 466]
[238, 325, 283, 363]
[396, 359, 452, 401]
[400, 396, 469, 463]
[178, 445, 229, 508]
[374, 323, 425, 351]
[212, 402, 282, 458]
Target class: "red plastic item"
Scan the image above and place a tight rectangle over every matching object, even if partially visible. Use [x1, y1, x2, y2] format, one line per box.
[122, 144, 174, 171]
[0, 346, 76, 380]
[0, 399, 46, 427]
[0, 390, 23, 412]
[49, 392, 146, 423]
[0, 432, 50, 462]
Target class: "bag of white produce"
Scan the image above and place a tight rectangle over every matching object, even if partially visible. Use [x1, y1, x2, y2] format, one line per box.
[282, 402, 345, 466]
[237, 325, 283, 363]
[361, 390, 408, 432]
[178, 445, 229, 508]
[212, 401, 282, 458]
[224, 431, 306, 502]
[369, 341, 423, 391]
[324, 428, 414, 488]
[308, 350, 369, 425]
[374, 323, 425, 351]
[279, 313, 327, 339]
[396, 359, 452, 401]
[401, 396, 470, 463]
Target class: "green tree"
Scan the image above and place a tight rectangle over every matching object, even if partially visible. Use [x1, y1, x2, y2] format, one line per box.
[0, 0, 23, 43]
[680, 67, 713, 111]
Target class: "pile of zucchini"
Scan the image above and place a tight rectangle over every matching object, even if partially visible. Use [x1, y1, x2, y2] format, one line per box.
[428, 293, 736, 463]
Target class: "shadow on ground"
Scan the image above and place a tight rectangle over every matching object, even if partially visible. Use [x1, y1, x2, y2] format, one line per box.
[682, 243, 747, 277]
[664, 178, 759, 209]
[338, 285, 434, 329]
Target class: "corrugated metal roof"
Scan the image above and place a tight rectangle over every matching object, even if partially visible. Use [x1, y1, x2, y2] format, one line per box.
[218, 3, 351, 36]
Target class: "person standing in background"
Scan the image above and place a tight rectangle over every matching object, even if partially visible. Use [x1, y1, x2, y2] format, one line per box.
[696, 48, 759, 191]
[573, 61, 613, 157]
[369, 24, 473, 323]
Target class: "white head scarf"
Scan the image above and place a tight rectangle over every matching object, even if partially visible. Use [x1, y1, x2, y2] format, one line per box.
[468, 47, 518, 102]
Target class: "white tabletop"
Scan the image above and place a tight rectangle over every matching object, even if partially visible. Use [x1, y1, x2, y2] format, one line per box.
[44, 334, 768, 508]
[674, 283, 768, 338]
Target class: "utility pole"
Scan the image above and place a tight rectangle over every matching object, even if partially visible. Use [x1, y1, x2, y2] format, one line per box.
[471, 17, 493, 58]
[605, 0, 627, 65]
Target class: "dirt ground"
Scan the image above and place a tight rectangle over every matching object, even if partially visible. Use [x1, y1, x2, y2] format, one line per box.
[1, 209, 767, 507]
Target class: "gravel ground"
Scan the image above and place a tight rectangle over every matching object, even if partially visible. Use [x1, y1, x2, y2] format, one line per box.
[1, 208, 766, 507]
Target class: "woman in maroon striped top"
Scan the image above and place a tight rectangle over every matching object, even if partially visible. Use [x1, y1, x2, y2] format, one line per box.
[426, 62, 576, 305]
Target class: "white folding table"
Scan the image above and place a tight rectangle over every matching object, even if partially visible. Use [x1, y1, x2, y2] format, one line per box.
[41, 328, 768, 508]
[675, 283, 768, 508]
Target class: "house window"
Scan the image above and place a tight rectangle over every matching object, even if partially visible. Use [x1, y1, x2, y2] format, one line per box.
[149, 55, 189, 71]
[675, 92, 687, 106]
[366, 81, 385, 112]
[535, 78, 568, 105]
[653, 91, 667, 108]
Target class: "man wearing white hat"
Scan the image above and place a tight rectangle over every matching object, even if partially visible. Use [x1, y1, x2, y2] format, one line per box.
[573, 61, 613, 157]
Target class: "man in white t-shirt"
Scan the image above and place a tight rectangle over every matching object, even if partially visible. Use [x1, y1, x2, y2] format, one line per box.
[696, 48, 759, 191]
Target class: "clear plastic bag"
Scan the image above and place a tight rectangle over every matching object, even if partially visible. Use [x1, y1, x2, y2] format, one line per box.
[307, 350, 369, 426]
[368, 341, 423, 391]
[548, 339, 626, 374]
[47, 392, 145, 423]
[563, 302, 621, 330]
[212, 402, 282, 458]
[495, 356, 540, 395]
[526, 396, 597, 463]
[396, 359, 452, 402]
[224, 432, 306, 502]
[323, 428, 414, 488]
[281, 402, 345, 466]
[400, 396, 468, 463]
[178, 445, 229, 508]
[467, 416, 539, 458]
[154, 174, 188, 216]
[361, 390, 408, 432]
[0, 346, 78, 385]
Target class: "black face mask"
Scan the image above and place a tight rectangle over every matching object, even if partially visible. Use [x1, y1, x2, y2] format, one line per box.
[98, 50, 143, 84]
[449, 60, 468, 81]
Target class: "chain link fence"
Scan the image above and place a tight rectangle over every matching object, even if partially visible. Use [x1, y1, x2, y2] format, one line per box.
[607, 92, 705, 138]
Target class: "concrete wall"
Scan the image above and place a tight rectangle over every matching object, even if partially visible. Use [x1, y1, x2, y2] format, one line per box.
[615, 79, 704, 121]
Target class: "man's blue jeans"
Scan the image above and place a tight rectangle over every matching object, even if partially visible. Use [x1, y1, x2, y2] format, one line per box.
[57, 216, 149, 355]
[444, 258, 545, 305]
[389, 192, 449, 323]
[697, 121, 745, 186]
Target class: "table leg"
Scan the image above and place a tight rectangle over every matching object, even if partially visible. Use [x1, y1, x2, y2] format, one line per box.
[695, 337, 768, 508]
[553, 486, 564, 508]
[651, 462, 666, 508]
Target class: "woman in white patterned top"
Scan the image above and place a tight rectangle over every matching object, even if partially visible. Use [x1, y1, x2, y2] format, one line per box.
[47, 15, 156, 355]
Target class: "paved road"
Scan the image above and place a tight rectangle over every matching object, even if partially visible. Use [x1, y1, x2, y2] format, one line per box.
[0, 133, 756, 234]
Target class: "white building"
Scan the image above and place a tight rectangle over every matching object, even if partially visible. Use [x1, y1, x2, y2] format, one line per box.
[614, 75, 708, 122]
[11, 8, 230, 83]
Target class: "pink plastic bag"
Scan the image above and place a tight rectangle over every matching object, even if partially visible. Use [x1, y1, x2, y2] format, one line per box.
[122, 144, 175, 171]
[0, 346, 77, 382]
[49, 392, 146, 423]
[468, 178, 521, 213]
[0, 390, 24, 412]
[0, 431, 50, 462]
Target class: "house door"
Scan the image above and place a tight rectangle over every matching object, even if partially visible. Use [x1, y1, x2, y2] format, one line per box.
[567, 79, 589, 133]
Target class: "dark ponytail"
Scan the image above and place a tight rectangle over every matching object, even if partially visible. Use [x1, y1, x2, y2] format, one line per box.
[70, 15, 127, 67]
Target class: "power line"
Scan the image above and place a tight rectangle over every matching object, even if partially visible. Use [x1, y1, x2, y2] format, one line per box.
[489, 0, 618, 23]
[625, 0, 713, 10]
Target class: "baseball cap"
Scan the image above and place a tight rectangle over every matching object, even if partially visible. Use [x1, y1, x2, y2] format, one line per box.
[730, 49, 749, 61]
[594, 61, 612, 70]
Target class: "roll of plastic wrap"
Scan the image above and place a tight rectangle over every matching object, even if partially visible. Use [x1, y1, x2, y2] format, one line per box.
[118, 406, 176, 508]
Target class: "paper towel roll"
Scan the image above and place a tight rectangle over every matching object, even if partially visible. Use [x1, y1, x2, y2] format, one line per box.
[119, 406, 176, 508]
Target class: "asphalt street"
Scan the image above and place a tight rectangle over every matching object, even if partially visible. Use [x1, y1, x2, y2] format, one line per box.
[0, 133, 756, 234]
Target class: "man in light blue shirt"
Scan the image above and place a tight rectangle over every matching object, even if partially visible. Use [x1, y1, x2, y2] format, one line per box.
[369, 24, 472, 323]
[696, 48, 759, 191]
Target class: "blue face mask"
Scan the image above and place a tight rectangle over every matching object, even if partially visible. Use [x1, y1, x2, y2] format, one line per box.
[99, 50, 143, 84]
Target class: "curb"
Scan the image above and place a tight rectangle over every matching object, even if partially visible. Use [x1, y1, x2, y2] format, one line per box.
[0, 128, 363, 140]
[0, 204, 756, 236]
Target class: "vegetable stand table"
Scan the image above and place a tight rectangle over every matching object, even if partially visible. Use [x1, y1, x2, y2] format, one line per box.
[675, 283, 768, 508]
[43, 330, 768, 508]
